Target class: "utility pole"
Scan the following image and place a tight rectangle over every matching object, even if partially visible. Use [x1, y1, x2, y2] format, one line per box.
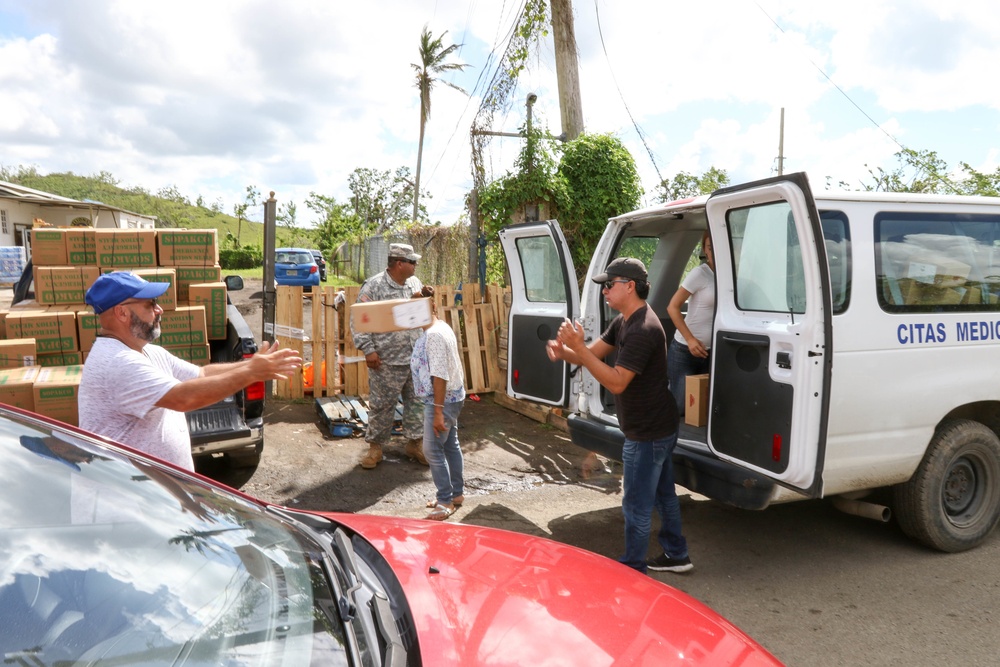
[262, 192, 276, 345]
[777, 107, 785, 176]
[550, 0, 584, 141]
[467, 0, 585, 285]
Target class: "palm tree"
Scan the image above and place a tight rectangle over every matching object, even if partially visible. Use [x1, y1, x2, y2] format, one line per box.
[411, 25, 468, 223]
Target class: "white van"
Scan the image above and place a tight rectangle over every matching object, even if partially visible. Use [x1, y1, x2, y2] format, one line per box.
[499, 172, 1000, 552]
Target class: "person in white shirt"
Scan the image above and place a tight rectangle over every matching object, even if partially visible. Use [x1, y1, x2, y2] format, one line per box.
[410, 287, 466, 520]
[666, 232, 716, 415]
[79, 271, 302, 470]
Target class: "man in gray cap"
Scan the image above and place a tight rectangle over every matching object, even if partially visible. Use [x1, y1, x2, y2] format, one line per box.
[79, 271, 302, 471]
[351, 243, 427, 468]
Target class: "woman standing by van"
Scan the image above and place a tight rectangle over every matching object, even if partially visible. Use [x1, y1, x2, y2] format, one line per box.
[666, 233, 716, 415]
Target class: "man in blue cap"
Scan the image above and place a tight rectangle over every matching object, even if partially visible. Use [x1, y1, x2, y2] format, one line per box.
[78, 271, 302, 470]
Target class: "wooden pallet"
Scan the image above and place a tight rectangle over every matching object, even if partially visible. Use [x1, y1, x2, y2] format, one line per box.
[275, 283, 507, 400]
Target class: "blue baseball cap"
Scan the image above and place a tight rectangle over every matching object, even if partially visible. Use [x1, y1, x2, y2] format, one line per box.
[86, 271, 170, 314]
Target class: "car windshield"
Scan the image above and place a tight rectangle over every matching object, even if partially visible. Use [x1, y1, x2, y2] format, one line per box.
[277, 252, 313, 264]
[0, 412, 352, 666]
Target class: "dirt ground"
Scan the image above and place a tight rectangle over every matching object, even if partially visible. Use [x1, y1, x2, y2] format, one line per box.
[212, 278, 624, 524]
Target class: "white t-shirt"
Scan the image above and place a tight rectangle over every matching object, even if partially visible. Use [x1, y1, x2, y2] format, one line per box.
[674, 263, 716, 349]
[79, 337, 202, 470]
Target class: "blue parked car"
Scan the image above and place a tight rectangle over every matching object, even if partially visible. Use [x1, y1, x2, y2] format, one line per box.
[275, 247, 321, 291]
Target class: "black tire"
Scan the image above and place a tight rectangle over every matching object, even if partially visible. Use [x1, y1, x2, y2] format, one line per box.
[894, 419, 1000, 552]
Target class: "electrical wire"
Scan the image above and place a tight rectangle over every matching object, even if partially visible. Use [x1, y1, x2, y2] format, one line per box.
[592, 0, 663, 186]
[752, 1, 961, 193]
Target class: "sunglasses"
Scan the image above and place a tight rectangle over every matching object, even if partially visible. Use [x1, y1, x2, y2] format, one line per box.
[398, 258, 417, 265]
[602, 279, 631, 290]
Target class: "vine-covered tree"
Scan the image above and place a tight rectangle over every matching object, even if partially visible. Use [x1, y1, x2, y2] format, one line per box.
[557, 133, 643, 279]
[478, 130, 642, 283]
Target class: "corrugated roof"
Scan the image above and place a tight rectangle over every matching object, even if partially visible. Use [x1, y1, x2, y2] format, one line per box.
[0, 179, 149, 218]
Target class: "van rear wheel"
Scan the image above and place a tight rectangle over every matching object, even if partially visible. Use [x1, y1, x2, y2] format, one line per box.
[894, 419, 1000, 552]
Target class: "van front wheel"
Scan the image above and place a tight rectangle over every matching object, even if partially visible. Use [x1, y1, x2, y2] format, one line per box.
[894, 419, 1000, 552]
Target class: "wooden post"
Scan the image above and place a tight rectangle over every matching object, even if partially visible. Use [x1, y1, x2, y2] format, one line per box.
[550, 0, 584, 141]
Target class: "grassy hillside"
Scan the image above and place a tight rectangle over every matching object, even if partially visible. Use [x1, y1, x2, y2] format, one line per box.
[8, 170, 314, 249]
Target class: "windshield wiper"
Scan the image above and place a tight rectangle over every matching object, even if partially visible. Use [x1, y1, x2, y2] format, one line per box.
[268, 508, 406, 667]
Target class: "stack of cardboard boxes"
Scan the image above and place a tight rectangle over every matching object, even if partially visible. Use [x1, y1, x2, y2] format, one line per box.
[0, 227, 228, 426]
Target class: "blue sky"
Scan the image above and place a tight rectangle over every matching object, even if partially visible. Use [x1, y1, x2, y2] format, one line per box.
[1, 0, 997, 226]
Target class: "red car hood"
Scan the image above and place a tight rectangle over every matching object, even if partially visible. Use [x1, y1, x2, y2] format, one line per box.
[326, 513, 781, 667]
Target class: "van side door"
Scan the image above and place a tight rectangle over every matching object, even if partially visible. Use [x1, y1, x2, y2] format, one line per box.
[706, 173, 833, 497]
[498, 220, 580, 407]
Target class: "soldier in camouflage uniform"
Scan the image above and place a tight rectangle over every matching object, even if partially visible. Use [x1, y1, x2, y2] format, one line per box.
[351, 243, 428, 469]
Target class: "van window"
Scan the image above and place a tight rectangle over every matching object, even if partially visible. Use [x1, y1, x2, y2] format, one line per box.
[515, 235, 567, 303]
[727, 201, 807, 314]
[820, 210, 851, 314]
[875, 212, 1000, 312]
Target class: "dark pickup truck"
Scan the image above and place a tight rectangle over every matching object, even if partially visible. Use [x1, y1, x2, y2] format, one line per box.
[13, 263, 265, 468]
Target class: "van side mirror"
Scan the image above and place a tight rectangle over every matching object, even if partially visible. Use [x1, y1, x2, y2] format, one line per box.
[225, 275, 244, 291]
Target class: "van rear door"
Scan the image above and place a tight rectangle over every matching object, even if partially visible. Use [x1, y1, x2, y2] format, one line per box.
[498, 220, 580, 407]
[706, 173, 832, 497]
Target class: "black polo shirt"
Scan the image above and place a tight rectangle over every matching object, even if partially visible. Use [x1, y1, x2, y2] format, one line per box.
[600, 304, 678, 441]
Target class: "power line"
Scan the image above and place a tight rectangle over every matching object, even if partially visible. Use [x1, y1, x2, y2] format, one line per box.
[752, 1, 961, 193]
[592, 0, 663, 186]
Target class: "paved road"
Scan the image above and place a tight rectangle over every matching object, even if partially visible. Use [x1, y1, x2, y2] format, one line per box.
[206, 397, 1000, 666]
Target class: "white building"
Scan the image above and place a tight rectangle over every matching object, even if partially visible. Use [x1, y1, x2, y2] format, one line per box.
[0, 180, 156, 256]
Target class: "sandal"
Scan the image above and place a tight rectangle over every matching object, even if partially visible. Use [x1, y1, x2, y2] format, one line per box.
[426, 503, 455, 521]
[426, 495, 463, 509]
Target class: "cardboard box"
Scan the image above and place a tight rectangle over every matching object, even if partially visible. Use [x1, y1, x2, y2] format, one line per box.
[0, 365, 41, 411]
[685, 373, 710, 427]
[75, 309, 99, 353]
[175, 265, 223, 301]
[350, 298, 432, 333]
[37, 351, 85, 367]
[157, 229, 219, 266]
[167, 344, 211, 366]
[132, 267, 177, 311]
[34, 266, 101, 305]
[187, 282, 228, 340]
[0, 339, 37, 369]
[33, 365, 83, 426]
[154, 305, 207, 348]
[30, 228, 69, 265]
[5, 311, 78, 353]
[96, 229, 157, 268]
[66, 229, 97, 265]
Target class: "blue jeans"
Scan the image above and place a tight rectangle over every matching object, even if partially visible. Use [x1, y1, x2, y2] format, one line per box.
[423, 401, 464, 506]
[620, 433, 688, 573]
[668, 339, 711, 415]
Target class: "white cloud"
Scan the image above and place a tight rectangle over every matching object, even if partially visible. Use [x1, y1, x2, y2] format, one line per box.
[0, 0, 997, 227]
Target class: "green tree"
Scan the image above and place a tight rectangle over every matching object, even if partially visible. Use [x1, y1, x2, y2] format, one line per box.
[860, 147, 1000, 196]
[277, 201, 297, 232]
[656, 167, 730, 201]
[348, 167, 416, 234]
[232, 185, 260, 247]
[305, 192, 360, 251]
[411, 25, 468, 223]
